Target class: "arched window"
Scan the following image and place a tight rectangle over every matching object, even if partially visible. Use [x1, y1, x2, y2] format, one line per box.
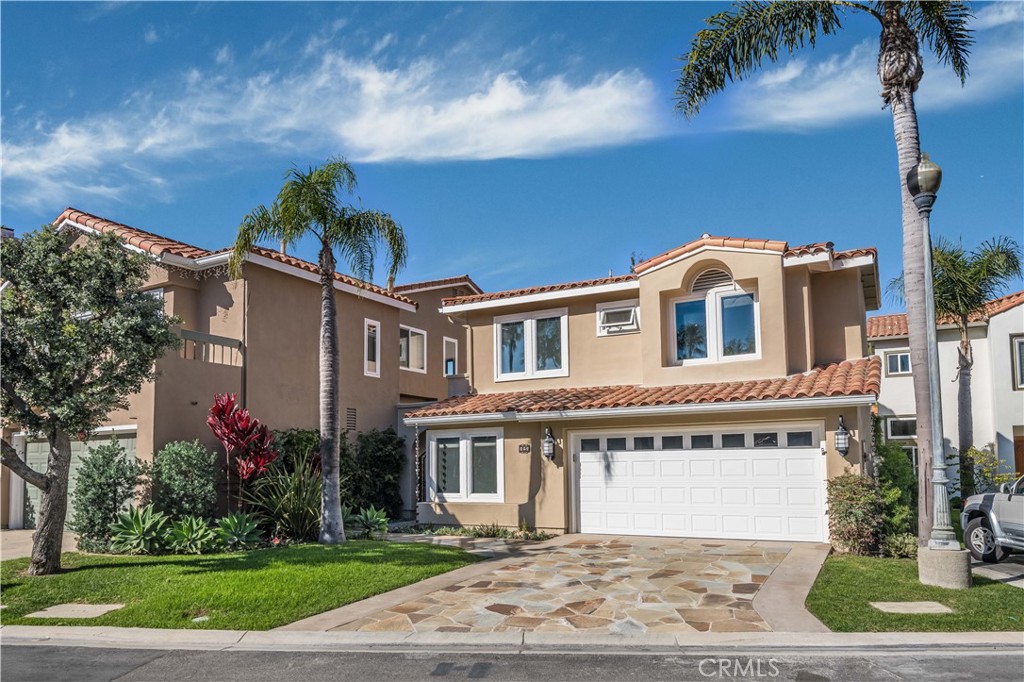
[671, 268, 758, 364]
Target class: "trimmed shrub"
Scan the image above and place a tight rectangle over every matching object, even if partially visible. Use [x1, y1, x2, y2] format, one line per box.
[881, 532, 918, 559]
[69, 438, 148, 552]
[244, 447, 322, 542]
[826, 474, 883, 555]
[343, 429, 405, 518]
[109, 504, 168, 555]
[152, 440, 218, 519]
[274, 428, 405, 518]
[876, 438, 918, 539]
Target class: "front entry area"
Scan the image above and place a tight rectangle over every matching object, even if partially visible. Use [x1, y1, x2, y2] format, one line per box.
[573, 425, 827, 542]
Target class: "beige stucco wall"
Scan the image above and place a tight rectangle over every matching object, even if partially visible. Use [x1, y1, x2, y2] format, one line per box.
[466, 292, 644, 393]
[640, 251, 789, 385]
[784, 268, 815, 374]
[398, 287, 473, 402]
[811, 269, 867, 365]
[417, 405, 870, 532]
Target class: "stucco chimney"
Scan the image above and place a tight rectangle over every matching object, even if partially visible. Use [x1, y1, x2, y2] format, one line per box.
[279, 239, 286, 255]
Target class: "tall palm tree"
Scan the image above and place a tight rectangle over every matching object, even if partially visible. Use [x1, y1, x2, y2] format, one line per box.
[676, 1, 972, 547]
[229, 159, 407, 544]
[891, 236, 1023, 496]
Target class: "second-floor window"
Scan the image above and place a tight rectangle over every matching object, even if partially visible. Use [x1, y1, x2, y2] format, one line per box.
[671, 279, 759, 364]
[399, 325, 427, 373]
[493, 308, 568, 381]
[596, 300, 640, 336]
[443, 336, 458, 377]
[364, 319, 380, 378]
[886, 417, 917, 440]
[885, 350, 912, 376]
[1013, 335, 1024, 390]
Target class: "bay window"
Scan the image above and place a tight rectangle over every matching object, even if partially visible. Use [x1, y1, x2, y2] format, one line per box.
[428, 429, 504, 502]
[494, 308, 568, 381]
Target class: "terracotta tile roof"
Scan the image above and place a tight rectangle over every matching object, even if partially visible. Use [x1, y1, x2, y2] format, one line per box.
[406, 357, 881, 420]
[442, 274, 637, 307]
[867, 290, 1024, 338]
[785, 241, 834, 257]
[834, 246, 877, 260]
[633, 235, 789, 274]
[250, 247, 417, 306]
[393, 275, 483, 295]
[55, 207, 211, 259]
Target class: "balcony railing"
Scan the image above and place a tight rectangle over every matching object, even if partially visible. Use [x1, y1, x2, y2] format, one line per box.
[179, 329, 243, 367]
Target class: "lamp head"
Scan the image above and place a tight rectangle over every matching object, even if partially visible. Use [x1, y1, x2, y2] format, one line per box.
[907, 152, 942, 197]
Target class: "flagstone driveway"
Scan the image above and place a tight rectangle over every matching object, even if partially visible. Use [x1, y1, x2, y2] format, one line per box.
[335, 536, 792, 635]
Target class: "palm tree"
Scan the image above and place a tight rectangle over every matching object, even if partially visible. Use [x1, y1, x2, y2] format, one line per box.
[676, 1, 972, 547]
[891, 236, 1023, 496]
[229, 159, 407, 544]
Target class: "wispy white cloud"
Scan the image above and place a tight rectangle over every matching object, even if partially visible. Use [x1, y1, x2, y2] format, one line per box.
[143, 25, 159, 44]
[214, 45, 232, 65]
[722, 10, 1023, 131]
[2, 49, 662, 207]
[371, 33, 396, 55]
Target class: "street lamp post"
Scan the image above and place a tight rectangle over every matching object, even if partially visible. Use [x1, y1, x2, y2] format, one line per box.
[907, 152, 971, 588]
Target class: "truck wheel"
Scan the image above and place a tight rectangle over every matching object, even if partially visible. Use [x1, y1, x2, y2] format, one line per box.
[966, 518, 1007, 563]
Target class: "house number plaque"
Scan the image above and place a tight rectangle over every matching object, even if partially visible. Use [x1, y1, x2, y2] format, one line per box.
[518, 444, 531, 454]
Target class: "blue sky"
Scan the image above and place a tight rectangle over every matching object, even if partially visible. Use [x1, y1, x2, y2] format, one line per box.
[2, 2, 1022, 314]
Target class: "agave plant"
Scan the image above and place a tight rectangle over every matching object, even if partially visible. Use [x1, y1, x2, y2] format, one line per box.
[217, 512, 263, 551]
[109, 504, 168, 555]
[166, 516, 217, 555]
[352, 505, 389, 540]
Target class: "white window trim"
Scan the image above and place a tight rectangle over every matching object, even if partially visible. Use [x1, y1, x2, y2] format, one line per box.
[570, 422, 824, 453]
[443, 336, 459, 377]
[364, 318, 381, 378]
[1013, 336, 1024, 390]
[596, 299, 641, 337]
[886, 416, 917, 440]
[493, 307, 569, 382]
[669, 284, 761, 366]
[399, 324, 428, 374]
[427, 428, 505, 503]
[884, 349, 912, 376]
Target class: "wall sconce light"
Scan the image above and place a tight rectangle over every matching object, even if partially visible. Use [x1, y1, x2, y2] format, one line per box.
[542, 428, 556, 460]
[835, 415, 850, 456]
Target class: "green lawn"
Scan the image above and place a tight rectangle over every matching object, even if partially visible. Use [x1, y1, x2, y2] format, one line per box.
[807, 554, 1024, 632]
[0, 542, 479, 630]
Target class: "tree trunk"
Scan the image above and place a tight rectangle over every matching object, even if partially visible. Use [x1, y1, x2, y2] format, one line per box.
[317, 246, 345, 544]
[880, 4, 933, 547]
[28, 429, 72, 575]
[956, 322, 976, 497]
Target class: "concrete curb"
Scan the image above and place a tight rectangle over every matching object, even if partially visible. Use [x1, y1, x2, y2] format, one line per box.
[3, 625, 1022, 654]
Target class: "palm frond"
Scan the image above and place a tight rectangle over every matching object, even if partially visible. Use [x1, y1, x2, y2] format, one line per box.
[903, 0, 973, 84]
[229, 204, 283, 278]
[675, 1, 858, 118]
[328, 209, 408, 285]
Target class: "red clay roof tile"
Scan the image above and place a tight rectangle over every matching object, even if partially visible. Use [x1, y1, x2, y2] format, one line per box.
[56, 207, 211, 259]
[441, 274, 637, 307]
[633, 235, 789, 274]
[406, 357, 880, 419]
[867, 290, 1024, 338]
[393, 275, 483, 294]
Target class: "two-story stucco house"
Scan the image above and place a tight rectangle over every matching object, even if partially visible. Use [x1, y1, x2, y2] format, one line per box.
[2, 209, 479, 528]
[868, 290, 1024, 479]
[403, 235, 882, 543]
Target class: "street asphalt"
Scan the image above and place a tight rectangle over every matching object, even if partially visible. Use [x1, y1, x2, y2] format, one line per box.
[2, 645, 1023, 682]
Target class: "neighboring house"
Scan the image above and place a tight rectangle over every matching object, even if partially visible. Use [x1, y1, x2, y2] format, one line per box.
[403, 235, 882, 542]
[2, 208, 479, 528]
[869, 290, 1024, 478]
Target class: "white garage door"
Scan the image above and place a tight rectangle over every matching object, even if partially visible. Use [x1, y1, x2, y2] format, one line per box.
[574, 426, 827, 542]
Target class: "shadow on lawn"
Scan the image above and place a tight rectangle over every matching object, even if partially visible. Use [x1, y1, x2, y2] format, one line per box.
[8, 541, 481, 578]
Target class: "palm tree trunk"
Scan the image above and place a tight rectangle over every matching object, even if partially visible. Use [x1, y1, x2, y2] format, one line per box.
[28, 429, 72, 575]
[956, 322, 975, 497]
[881, 3, 933, 547]
[317, 246, 345, 544]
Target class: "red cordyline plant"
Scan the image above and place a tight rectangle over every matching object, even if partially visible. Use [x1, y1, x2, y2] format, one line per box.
[207, 393, 278, 508]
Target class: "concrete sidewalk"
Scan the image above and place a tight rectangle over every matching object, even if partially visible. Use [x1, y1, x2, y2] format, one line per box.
[3, 625, 1022, 654]
[0, 530, 77, 560]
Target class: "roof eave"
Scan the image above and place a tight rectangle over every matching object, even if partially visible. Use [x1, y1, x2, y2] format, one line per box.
[403, 393, 877, 427]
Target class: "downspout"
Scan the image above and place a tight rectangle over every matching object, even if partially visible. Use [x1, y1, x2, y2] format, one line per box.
[241, 275, 248, 409]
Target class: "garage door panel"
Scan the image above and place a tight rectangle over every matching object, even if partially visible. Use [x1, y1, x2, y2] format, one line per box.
[577, 444, 825, 542]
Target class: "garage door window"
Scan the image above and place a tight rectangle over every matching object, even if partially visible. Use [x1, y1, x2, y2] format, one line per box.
[606, 437, 627, 450]
[662, 436, 684, 449]
[753, 432, 779, 448]
[573, 426, 823, 455]
[722, 433, 746, 448]
[787, 431, 814, 447]
[633, 437, 655, 450]
[691, 434, 714, 449]
[429, 429, 504, 502]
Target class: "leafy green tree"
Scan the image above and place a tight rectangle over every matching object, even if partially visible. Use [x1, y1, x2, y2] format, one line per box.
[675, 0, 973, 547]
[1, 227, 179, 574]
[890, 236, 1022, 496]
[69, 438, 148, 553]
[229, 158, 407, 544]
